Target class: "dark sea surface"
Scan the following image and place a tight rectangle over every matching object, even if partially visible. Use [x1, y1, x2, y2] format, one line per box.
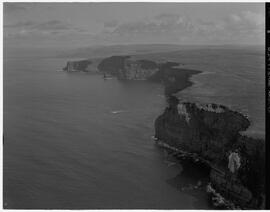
[3, 56, 210, 209]
[177, 49, 265, 138]
[134, 47, 265, 138]
[4, 47, 265, 209]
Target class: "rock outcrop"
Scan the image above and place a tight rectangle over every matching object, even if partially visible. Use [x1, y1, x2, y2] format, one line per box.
[97, 56, 200, 93]
[63, 59, 102, 73]
[97, 56, 159, 80]
[63, 60, 92, 72]
[63, 54, 265, 208]
[97, 56, 129, 76]
[148, 62, 201, 95]
[65, 57, 200, 94]
[155, 96, 265, 209]
[121, 59, 158, 80]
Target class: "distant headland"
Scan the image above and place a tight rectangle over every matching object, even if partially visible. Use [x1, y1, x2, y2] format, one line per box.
[63, 54, 265, 209]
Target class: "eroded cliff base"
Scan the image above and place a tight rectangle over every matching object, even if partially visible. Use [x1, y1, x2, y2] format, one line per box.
[154, 95, 265, 209]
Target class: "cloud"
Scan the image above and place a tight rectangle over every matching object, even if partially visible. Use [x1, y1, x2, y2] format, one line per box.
[95, 10, 264, 45]
[240, 11, 264, 26]
[104, 20, 118, 28]
[4, 20, 76, 37]
[4, 21, 35, 28]
[192, 10, 264, 43]
[4, 10, 264, 46]
[4, 3, 27, 13]
[226, 11, 264, 29]
[111, 21, 166, 35]
[32, 20, 72, 31]
[155, 13, 180, 23]
[4, 19, 97, 41]
[109, 13, 194, 37]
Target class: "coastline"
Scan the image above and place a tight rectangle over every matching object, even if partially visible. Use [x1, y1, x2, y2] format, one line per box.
[163, 69, 202, 96]
[174, 66, 265, 139]
[154, 69, 265, 209]
[63, 56, 264, 209]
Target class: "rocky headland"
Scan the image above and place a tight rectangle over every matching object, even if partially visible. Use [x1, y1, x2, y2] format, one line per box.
[154, 96, 265, 209]
[63, 56, 199, 94]
[97, 56, 201, 95]
[63, 59, 101, 73]
[97, 55, 159, 80]
[63, 55, 265, 209]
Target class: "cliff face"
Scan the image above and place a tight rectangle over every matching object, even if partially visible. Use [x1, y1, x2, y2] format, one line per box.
[121, 59, 158, 80]
[97, 56, 159, 80]
[63, 60, 92, 72]
[97, 56, 201, 93]
[149, 62, 201, 95]
[65, 57, 200, 93]
[155, 96, 265, 208]
[155, 96, 251, 161]
[97, 56, 129, 76]
[63, 59, 102, 73]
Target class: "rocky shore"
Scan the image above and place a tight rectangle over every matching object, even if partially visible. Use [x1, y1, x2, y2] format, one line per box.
[63, 59, 101, 73]
[154, 96, 265, 209]
[64, 56, 201, 96]
[64, 55, 265, 209]
[97, 56, 201, 96]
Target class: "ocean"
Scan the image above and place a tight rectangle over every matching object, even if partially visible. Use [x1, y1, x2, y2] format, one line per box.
[3, 56, 209, 209]
[3, 47, 264, 209]
[134, 47, 265, 138]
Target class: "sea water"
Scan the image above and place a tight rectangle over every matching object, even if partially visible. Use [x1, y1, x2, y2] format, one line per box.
[3, 55, 209, 209]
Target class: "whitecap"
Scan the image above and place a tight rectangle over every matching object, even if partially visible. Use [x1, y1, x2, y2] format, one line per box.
[111, 110, 125, 114]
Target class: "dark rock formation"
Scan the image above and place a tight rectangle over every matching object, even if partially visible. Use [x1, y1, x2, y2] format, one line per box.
[63, 60, 92, 72]
[97, 56, 200, 87]
[155, 95, 265, 209]
[137, 59, 158, 69]
[148, 62, 201, 96]
[97, 55, 129, 76]
[97, 56, 159, 80]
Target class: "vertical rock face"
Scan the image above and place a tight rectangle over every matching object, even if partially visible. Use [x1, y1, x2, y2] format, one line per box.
[155, 96, 250, 161]
[122, 59, 158, 80]
[97, 56, 129, 76]
[148, 62, 201, 95]
[155, 96, 265, 208]
[63, 60, 92, 72]
[97, 56, 158, 80]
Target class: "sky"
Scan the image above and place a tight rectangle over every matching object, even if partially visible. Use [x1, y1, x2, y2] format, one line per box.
[3, 2, 265, 48]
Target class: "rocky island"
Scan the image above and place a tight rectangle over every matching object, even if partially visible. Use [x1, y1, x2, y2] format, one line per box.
[97, 55, 159, 80]
[63, 59, 101, 73]
[63, 55, 265, 209]
[97, 55, 201, 95]
[154, 96, 265, 209]
[64, 56, 200, 94]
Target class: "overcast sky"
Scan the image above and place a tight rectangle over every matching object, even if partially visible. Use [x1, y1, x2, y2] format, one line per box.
[3, 2, 265, 48]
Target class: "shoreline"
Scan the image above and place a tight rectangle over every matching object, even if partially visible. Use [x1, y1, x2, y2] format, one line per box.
[154, 75, 265, 209]
[174, 70, 264, 140]
[63, 57, 265, 209]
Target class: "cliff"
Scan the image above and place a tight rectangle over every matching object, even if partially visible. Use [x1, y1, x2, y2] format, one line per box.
[155, 96, 265, 209]
[63, 54, 265, 208]
[63, 59, 102, 73]
[97, 56, 159, 80]
[148, 62, 201, 95]
[121, 59, 158, 80]
[97, 56, 129, 76]
[63, 60, 92, 72]
[65, 56, 200, 93]
[97, 56, 200, 93]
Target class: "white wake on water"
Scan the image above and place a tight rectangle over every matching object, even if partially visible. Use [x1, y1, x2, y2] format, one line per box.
[111, 110, 125, 114]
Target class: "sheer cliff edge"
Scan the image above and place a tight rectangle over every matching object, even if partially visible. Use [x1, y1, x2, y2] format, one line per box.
[63, 55, 265, 209]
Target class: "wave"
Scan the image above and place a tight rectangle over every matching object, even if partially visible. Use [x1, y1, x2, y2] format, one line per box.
[111, 110, 125, 114]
